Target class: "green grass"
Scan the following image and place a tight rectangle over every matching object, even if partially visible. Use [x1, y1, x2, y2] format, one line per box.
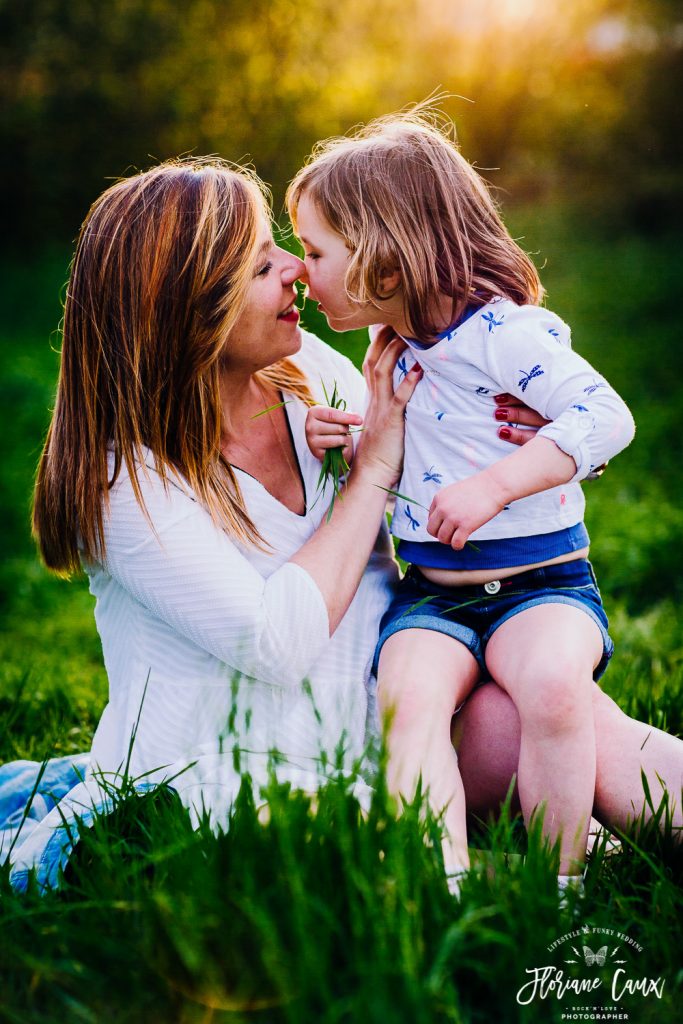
[0, 208, 682, 1021]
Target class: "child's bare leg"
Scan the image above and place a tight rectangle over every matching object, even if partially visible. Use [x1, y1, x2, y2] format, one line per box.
[485, 604, 603, 875]
[377, 629, 480, 873]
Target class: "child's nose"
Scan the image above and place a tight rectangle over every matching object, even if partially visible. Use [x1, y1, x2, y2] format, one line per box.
[297, 263, 309, 285]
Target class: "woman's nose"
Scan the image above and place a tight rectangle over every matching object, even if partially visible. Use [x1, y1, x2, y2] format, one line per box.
[282, 252, 305, 284]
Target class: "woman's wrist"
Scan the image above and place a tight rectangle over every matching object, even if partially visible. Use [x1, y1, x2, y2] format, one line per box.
[347, 453, 398, 494]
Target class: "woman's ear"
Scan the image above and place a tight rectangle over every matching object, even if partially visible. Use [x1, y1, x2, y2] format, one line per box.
[377, 266, 401, 298]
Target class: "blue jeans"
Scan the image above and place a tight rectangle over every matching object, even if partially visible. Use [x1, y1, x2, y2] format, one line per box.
[0, 756, 156, 892]
[373, 558, 614, 681]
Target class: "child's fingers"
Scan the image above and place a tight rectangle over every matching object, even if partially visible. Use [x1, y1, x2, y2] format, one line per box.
[449, 527, 471, 551]
[426, 506, 469, 549]
[313, 420, 358, 437]
[310, 406, 363, 427]
[314, 435, 355, 451]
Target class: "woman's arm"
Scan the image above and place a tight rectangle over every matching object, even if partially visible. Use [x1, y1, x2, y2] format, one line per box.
[100, 339, 420, 689]
[291, 337, 421, 631]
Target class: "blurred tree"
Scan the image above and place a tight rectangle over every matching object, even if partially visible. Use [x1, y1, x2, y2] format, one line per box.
[1, 0, 680, 246]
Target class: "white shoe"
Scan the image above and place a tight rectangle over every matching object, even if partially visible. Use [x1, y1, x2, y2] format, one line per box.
[445, 869, 467, 898]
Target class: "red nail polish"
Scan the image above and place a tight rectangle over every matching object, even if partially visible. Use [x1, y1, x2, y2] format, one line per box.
[494, 394, 508, 404]
[494, 409, 508, 421]
[498, 427, 512, 440]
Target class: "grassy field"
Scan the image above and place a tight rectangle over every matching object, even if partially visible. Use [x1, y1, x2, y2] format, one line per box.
[0, 206, 681, 1022]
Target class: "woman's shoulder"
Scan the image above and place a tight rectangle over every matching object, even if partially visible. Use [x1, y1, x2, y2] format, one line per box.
[104, 446, 197, 521]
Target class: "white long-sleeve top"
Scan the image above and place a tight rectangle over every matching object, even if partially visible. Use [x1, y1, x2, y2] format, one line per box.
[84, 330, 397, 824]
[388, 298, 635, 549]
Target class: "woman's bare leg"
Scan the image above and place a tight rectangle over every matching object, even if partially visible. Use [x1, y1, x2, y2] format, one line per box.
[454, 683, 521, 821]
[592, 687, 683, 831]
[455, 682, 683, 834]
[377, 629, 480, 873]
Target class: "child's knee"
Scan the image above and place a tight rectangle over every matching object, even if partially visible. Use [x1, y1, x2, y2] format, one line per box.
[516, 659, 594, 734]
[378, 674, 454, 736]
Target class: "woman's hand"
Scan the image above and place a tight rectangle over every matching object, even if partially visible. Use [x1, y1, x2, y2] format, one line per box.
[494, 393, 550, 446]
[355, 327, 422, 487]
[291, 330, 420, 635]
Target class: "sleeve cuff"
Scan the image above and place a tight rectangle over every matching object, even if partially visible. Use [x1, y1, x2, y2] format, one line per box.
[537, 420, 590, 482]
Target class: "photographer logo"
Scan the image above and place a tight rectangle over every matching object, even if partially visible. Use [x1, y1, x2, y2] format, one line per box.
[516, 925, 665, 1020]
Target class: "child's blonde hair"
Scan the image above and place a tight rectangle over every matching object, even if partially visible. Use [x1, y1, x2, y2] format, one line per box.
[287, 107, 543, 341]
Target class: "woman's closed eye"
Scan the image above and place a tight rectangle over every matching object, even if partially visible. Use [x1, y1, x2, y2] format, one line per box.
[256, 260, 273, 277]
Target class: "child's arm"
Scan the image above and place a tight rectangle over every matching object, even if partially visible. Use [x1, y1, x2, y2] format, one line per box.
[427, 436, 575, 548]
[305, 405, 363, 465]
[429, 305, 635, 549]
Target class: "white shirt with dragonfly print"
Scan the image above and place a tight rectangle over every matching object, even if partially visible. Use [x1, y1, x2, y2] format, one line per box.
[379, 298, 635, 545]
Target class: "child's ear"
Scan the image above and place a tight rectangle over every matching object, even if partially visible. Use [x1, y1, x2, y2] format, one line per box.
[378, 266, 401, 298]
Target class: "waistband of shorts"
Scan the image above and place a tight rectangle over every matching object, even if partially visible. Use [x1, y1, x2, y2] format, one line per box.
[405, 557, 592, 599]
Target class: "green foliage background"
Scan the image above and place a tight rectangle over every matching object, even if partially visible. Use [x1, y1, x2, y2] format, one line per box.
[2, 0, 682, 240]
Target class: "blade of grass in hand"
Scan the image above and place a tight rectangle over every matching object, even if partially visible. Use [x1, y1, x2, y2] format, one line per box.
[315, 378, 351, 522]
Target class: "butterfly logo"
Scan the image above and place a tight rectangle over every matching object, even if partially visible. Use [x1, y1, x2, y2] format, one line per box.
[565, 945, 626, 967]
[583, 946, 608, 967]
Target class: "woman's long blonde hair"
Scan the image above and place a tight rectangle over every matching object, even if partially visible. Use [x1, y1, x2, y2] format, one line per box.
[34, 157, 313, 574]
[287, 106, 543, 341]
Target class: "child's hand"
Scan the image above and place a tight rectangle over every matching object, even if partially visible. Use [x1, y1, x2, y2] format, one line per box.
[427, 473, 506, 550]
[305, 405, 363, 465]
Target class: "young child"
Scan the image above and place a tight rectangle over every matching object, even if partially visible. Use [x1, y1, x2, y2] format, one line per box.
[287, 111, 635, 893]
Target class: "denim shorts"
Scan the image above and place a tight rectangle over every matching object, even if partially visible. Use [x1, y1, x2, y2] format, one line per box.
[373, 558, 614, 682]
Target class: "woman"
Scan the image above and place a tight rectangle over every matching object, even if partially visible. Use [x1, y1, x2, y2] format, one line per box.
[29, 157, 419, 820]
[9, 158, 681, 888]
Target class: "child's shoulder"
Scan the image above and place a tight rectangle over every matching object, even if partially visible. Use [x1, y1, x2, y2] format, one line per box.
[473, 298, 571, 346]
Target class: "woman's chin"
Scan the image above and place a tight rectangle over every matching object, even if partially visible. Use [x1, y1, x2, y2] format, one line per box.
[282, 322, 303, 355]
